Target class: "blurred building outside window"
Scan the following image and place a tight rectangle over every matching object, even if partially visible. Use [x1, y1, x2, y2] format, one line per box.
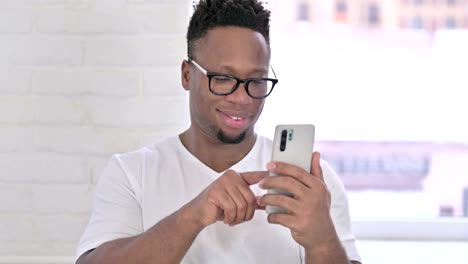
[446, 17, 457, 27]
[367, 4, 381, 25]
[412, 16, 424, 28]
[335, 1, 348, 22]
[297, 1, 310, 21]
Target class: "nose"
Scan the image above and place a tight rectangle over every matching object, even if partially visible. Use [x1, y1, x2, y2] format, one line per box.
[225, 82, 253, 105]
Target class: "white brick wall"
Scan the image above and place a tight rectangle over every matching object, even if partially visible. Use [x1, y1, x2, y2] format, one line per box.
[31, 69, 140, 96]
[10, 37, 84, 66]
[0, 0, 190, 259]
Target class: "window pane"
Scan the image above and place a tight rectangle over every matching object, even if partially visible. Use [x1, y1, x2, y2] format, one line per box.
[260, 0, 468, 223]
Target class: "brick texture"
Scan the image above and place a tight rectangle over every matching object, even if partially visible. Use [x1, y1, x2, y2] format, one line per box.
[0, 0, 190, 258]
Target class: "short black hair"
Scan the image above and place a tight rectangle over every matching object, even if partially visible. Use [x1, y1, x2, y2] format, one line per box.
[187, 0, 271, 59]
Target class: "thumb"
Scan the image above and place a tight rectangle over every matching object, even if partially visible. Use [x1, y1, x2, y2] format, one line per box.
[239, 171, 269, 185]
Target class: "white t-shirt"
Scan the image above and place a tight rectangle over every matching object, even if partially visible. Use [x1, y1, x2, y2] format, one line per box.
[76, 135, 361, 263]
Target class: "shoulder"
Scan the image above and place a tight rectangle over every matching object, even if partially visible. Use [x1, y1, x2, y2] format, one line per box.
[98, 136, 178, 186]
[253, 134, 273, 161]
[111, 136, 179, 167]
[117, 136, 177, 158]
[257, 134, 273, 150]
[320, 158, 349, 203]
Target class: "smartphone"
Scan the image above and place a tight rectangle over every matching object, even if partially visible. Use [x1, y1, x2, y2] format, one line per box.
[266, 124, 315, 214]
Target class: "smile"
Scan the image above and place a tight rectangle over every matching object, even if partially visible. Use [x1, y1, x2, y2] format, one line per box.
[230, 116, 243, 121]
[218, 110, 251, 129]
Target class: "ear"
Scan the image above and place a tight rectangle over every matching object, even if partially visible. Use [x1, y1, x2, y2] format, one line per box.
[181, 59, 191, 91]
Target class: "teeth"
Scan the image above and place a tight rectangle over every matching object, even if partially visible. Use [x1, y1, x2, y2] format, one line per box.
[231, 116, 242, 121]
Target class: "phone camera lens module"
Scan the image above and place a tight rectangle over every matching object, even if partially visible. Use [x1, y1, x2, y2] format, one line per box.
[280, 129, 287, 151]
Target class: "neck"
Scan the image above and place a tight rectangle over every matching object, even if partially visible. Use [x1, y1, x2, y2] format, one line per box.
[179, 126, 257, 173]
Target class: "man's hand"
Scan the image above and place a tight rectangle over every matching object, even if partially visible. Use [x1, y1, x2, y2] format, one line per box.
[185, 170, 268, 229]
[258, 152, 337, 250]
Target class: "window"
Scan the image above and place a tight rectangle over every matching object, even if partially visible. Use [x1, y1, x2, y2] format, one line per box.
[262, 0, 468, 245]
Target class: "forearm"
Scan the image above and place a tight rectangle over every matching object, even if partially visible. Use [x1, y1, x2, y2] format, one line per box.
[77, 205, 204, 264]
[304, 237, 350, 264]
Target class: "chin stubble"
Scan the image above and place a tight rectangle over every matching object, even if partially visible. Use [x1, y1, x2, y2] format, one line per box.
[217, 130, 246, 144]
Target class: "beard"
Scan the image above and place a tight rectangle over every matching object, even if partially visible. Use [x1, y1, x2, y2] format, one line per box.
[217, 129, 246, 144]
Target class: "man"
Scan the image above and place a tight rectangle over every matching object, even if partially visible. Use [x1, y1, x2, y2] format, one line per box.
[76, 0, 361, 263]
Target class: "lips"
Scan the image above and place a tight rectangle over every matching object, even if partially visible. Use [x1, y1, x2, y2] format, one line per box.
[218, 110, 251, 129]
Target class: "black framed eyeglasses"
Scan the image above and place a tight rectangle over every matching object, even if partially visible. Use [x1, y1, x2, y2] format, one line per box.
[188, 58, 278, 99]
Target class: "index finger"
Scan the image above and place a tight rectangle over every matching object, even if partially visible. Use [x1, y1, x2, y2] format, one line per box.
[310, 151, 324, 182]
[239, 171, 269, 185]
[267, 152, 324, 187]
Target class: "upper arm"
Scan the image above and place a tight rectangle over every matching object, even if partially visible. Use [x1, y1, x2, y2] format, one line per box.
[75, 155, 143, 260]
[320, 159, 362, 263]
